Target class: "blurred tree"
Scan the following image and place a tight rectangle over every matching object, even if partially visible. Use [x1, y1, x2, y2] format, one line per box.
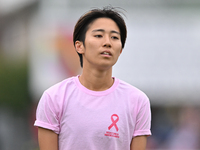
[0, 56, 30, 114]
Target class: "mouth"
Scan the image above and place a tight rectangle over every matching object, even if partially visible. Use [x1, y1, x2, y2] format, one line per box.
[101, 51, 112, 56]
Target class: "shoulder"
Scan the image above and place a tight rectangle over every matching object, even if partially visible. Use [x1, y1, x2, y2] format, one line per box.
[37, 76, 78, 115]
[39, 76, 77, 106]
[45, 76, 77, 95]
[117, 79, 148, 97]
[116, 78, 150, 104]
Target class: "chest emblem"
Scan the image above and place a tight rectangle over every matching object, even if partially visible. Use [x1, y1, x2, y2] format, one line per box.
[105, 114, 119, 138]
[108, 114, 119, 131]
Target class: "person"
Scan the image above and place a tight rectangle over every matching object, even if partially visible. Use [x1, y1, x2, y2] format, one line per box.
[34, 6, 151, 150]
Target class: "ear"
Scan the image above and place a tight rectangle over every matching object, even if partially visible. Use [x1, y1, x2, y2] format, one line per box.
[75, 41, 84, 54]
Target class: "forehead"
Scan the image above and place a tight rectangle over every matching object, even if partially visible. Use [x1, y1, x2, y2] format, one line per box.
[87, 17, 120, 32]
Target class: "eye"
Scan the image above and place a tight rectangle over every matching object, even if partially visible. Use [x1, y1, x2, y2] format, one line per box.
[111, 36, 119, 40]
[94, 35, 103, 38]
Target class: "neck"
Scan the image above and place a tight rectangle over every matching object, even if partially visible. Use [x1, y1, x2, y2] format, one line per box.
[79, 67, 114, 91]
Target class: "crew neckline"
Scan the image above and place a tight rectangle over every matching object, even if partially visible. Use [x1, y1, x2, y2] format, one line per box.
[74, 75, 119, 96]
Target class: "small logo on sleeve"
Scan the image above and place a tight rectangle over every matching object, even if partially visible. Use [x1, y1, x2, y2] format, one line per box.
[105, 114, 119, 138]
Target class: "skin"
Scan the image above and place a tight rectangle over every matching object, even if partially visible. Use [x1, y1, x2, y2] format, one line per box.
[130, 136, 147, 150]
[38, 127, 58, 150]
[38, 17, 148, 150]
[75, 18, 122, 91]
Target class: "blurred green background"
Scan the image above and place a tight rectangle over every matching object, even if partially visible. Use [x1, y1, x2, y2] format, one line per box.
[0, 57, 30, 113]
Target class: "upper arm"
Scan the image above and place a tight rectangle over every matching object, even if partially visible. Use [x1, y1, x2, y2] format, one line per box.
[130, 135, 147, 150]
[38, 127, 59, 150]
[133, 98, 151, 137]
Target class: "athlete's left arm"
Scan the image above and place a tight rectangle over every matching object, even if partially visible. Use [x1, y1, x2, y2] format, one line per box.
[130, 135, 147, 150]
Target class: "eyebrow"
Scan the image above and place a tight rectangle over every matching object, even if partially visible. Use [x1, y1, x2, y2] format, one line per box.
[92, 29, 120, 35]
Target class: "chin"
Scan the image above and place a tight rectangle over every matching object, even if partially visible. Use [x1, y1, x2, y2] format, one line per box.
[97, 63, 116, 71]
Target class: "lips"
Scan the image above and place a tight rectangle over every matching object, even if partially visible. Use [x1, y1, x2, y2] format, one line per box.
[101, 51, 112, 56]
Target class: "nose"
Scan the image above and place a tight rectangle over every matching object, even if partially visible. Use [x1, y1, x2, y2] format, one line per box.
[103, 35, 111, 48]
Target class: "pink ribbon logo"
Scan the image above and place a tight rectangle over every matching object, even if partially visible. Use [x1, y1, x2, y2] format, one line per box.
[108, 114, 119, 131]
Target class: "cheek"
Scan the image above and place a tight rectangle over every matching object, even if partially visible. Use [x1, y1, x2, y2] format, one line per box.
[86, 37, 95, 47]
[84, 41, 98, 57]
[87, 41, 95, 48]
[87, 40, 99, 51]
[115, 43, 122, 54]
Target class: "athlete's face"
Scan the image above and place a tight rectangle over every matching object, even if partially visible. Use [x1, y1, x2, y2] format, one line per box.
[75, 17, 122, 70]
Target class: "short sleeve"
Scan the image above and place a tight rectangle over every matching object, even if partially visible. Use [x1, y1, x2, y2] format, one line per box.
[34, 92, 60, 134]
[133, 96, 151, 137]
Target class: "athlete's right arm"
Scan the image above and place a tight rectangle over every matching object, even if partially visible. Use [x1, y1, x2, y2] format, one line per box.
[38, 127, 58, 150]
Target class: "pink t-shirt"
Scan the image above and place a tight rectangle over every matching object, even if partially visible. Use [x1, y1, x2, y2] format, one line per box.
[34, 76, 151, 150]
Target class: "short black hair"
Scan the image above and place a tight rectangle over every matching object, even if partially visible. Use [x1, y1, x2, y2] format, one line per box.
[73, 6, 127, 67]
